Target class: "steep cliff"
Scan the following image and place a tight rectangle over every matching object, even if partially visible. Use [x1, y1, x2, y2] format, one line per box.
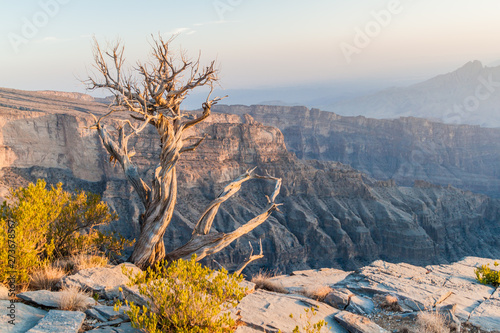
[1, 88, 499, 273]
[214, 105, 500, 198]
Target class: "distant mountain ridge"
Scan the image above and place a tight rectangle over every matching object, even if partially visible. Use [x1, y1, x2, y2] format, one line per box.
[324, 61, 500, 128]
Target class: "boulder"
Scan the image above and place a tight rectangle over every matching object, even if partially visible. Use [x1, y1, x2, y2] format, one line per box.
[60, 263, 141, 298]
[26, 310, 85, 333]
[85, 308, 108, 322]
[346, 295, 375, 315]
[17, 290, 96, 309]
[334, 311, 389, 333]
[0, 300, 47, 333]
[324, 288, 353, 309]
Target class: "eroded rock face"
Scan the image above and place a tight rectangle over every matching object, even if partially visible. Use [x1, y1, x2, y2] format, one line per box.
[1, 89, 500, 273]
[214, 104, 500, 198]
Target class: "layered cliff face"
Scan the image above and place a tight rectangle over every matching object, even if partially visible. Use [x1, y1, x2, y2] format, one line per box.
[214, 105, 500, 198]
[1, 88, 499, 273]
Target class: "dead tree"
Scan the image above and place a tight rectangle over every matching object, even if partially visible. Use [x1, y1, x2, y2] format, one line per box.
[85, 36, 281, 270]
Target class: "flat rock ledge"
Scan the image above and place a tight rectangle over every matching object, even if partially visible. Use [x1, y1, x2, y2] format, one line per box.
[60, 263, 141, 299]
[18, 290, 96, 309]
[0, 300, 47, 333]
[5, 256, 498, 332]
[26, 310, 85, 333]
[335, 311, 389, 333]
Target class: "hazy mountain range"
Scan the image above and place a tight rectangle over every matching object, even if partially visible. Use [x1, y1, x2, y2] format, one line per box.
[323, 60, 500, 128]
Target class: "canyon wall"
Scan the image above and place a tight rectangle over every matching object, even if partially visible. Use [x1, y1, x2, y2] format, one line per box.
[214, 105, 500, 198]
[1, 89, 499, 273]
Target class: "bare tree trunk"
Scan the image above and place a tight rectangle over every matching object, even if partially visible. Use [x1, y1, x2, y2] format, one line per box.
[128, 167, 176, 268]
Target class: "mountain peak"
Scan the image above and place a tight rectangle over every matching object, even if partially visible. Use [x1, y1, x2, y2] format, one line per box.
[457, 60, 483, 73]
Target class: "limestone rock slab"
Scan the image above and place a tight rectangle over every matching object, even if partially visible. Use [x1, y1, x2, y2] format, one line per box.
[268, 268, 352, 294]
[18, 290, 96, 309]
[334, 311, 389, 333]
[0, 300, 47, 333]
[236, 290, 347, 332]
[468, 298, 500, 332]
[61, 263, 141, 297]
[26, 310, 85, 333]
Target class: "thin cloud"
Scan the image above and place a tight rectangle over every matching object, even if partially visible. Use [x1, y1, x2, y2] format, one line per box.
[167, 27, 190, 35]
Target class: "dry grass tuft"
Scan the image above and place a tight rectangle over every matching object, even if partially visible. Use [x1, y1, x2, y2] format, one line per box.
[59, 286, 92, 311]
[373, 294, 403, 312]
[55, 254, 108, 273]
[300, 285, 333, 302]
[417, 311, 451, 333]
[29, 265, 66, 291]
[251, 271, 288, 294]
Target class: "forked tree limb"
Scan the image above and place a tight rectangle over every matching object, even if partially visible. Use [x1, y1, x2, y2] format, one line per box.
[192, 168, 258, 236]
[234, 240, 265, 276]
[165, 175, 282, 262]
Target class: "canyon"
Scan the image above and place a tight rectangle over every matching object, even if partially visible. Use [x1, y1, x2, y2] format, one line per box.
[0, 87, 499, 274]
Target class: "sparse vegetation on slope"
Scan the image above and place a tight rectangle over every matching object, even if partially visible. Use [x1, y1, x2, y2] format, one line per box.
[116, 255, 246, 333]
[0, 179, 130, 290]
[475, 261, 500, 287]
[251, 270, 288, 294]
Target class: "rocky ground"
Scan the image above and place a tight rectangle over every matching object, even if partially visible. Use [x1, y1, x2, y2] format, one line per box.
[1, 256, 498, 333]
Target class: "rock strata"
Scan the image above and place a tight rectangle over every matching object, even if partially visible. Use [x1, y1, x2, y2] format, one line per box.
[214, 104, 500, 198]
[1, 88, 500, 272]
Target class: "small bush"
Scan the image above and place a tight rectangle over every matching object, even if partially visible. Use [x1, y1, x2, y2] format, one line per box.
[29, 264, 66, 291]
[0, 179, 130, 290]
[59, 286, 92, 311]
[290, 307, 328, 333]
[116, 255, 246, 333]
[251, 270, 288, 294]
[373, 294, 402, 312]
[475, 261, 500, 287]
[416, 311, 450, 333]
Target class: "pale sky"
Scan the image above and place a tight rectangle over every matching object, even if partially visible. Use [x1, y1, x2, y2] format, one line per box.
[1, 0, 500, 101]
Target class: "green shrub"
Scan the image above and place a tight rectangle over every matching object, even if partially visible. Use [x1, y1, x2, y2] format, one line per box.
[289, 307, 328, 333]
[475, 261, 500, 287]
[0, 179, 130, 289]
[116, 255, 246, 333]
